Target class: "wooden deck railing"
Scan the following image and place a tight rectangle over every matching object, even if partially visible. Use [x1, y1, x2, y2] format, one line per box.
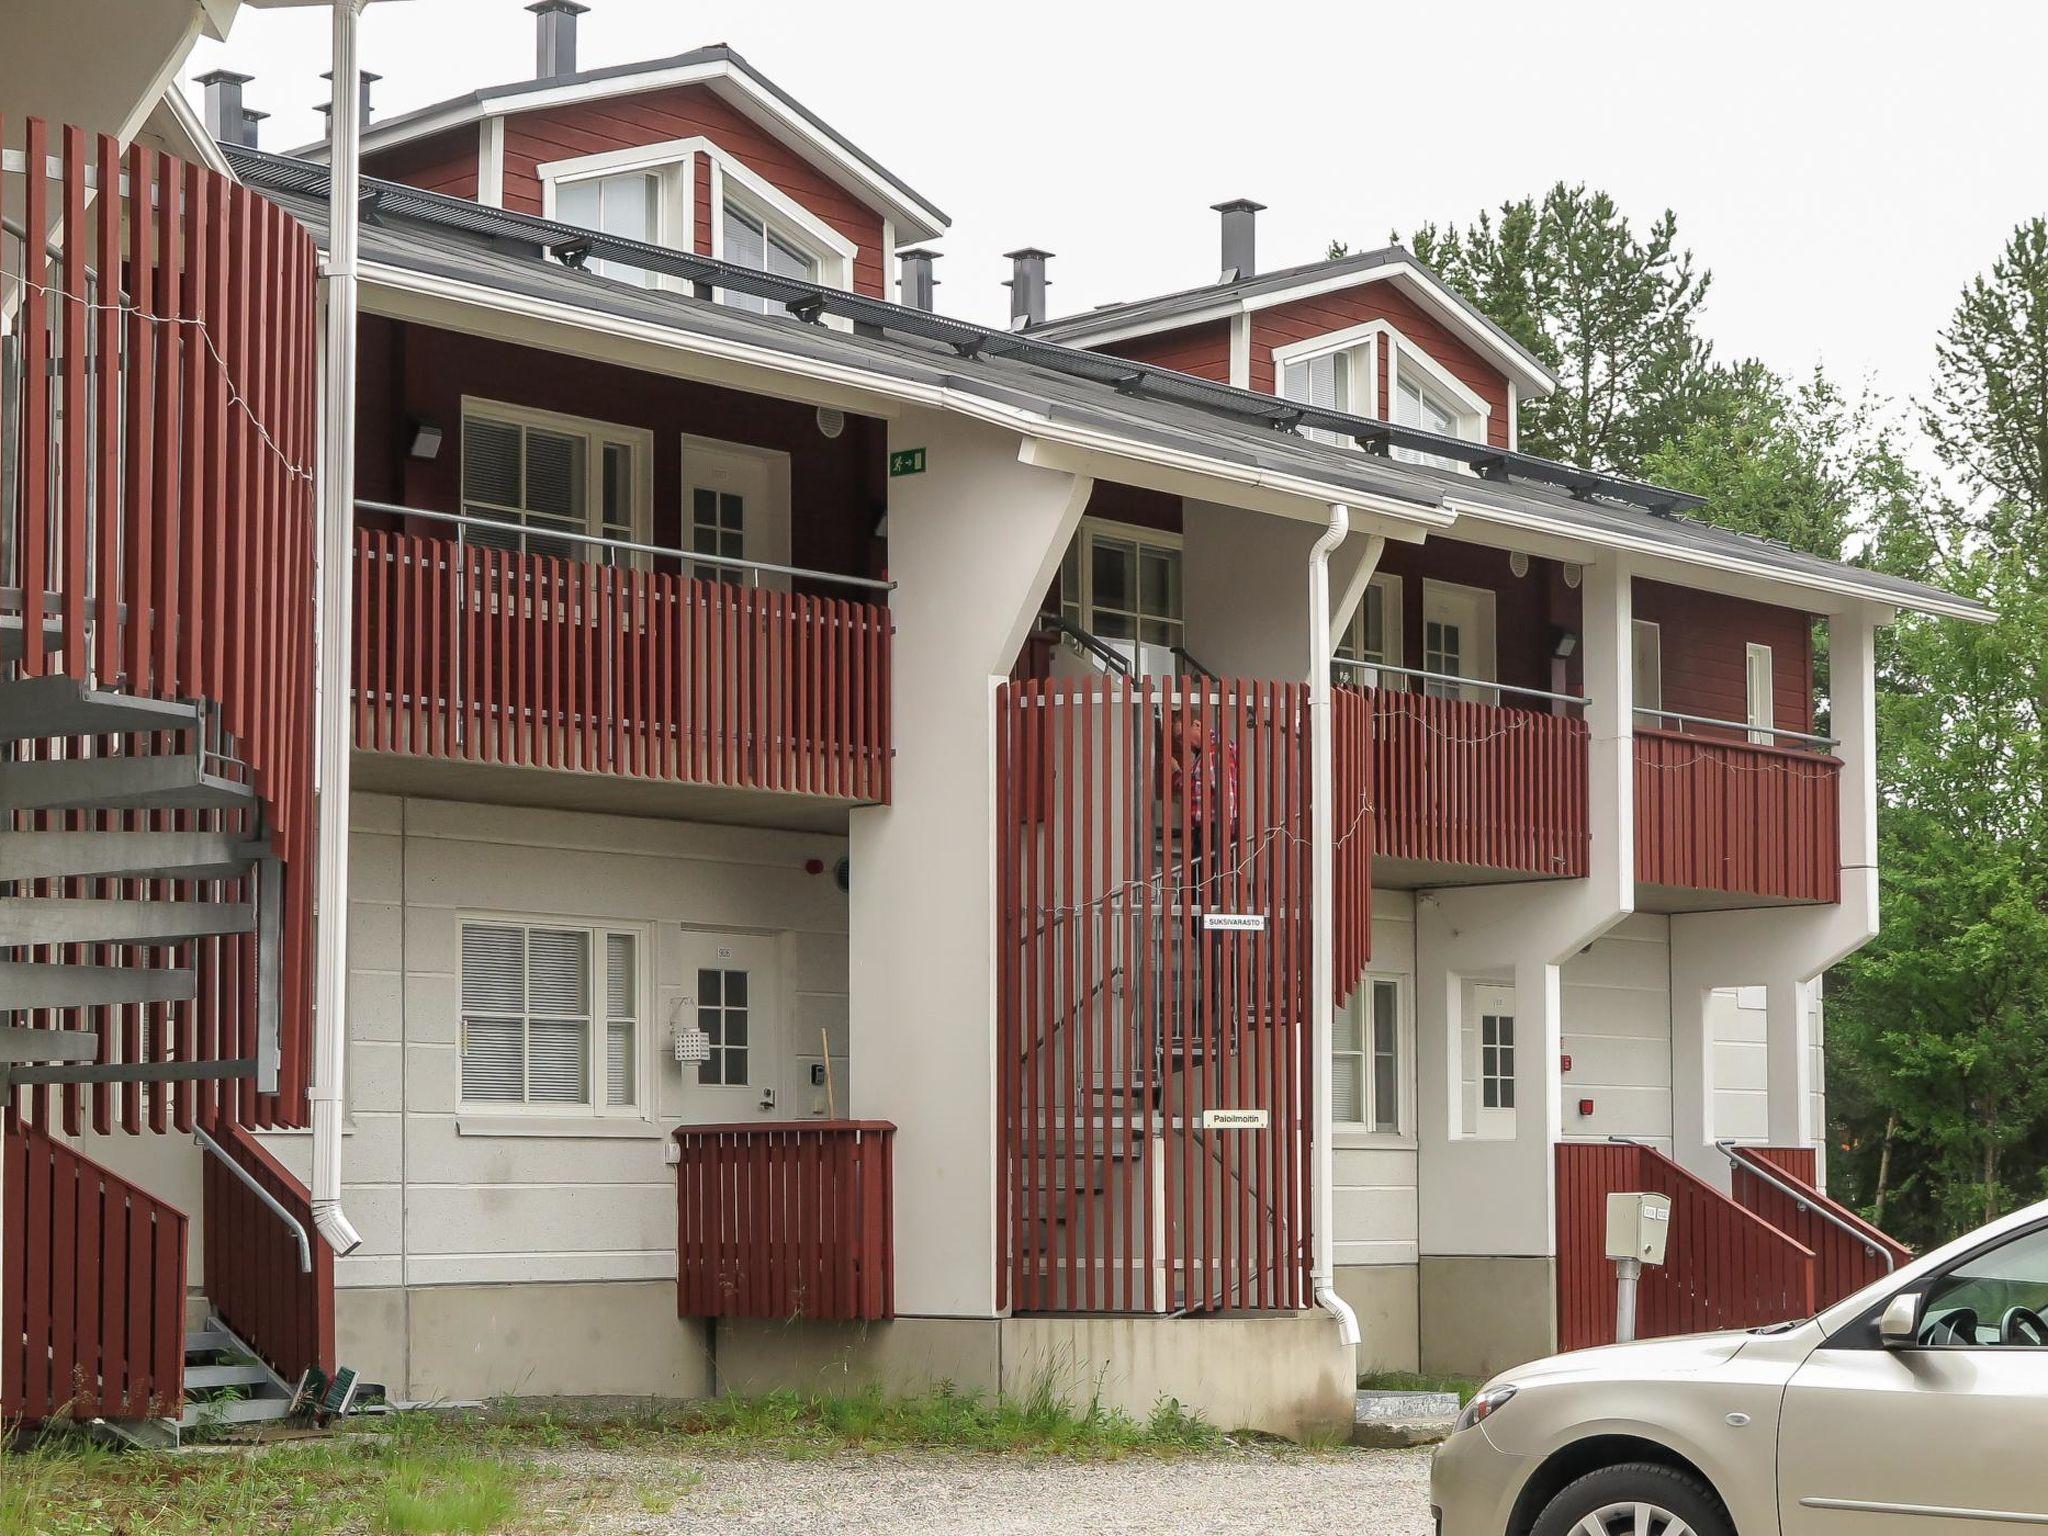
[1727, 1144, 1911, 1311]
[1352, 686, 1590, 878]
[1556, 1140, 1817, 1351]
[1634, 729, 1840, 902]
[355, 531, 892, 801]
[3, 1123, 187, 1422]
[201, 1116, 334, 1387]
[2, 117, 321, 1133]
[673, 1121, 895, 1322]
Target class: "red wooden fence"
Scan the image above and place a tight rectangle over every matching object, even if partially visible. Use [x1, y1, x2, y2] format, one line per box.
[1728, 1144, 1911, 1311]
[1556, 1141, 1817, 1352]
[202, 1116, 334, 1386]
[354, 531, 891, 801]
[2, 1124, 186, 1422]
[2, 118, 321, 1133]
[1357, 688, 1589, 879]
[1633, 729, 1840, 902]
[995, 678, 1350, 1315]
[673, 1121, 894, 1322]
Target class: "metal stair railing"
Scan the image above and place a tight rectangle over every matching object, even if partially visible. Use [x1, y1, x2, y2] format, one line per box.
[1715, 1140, 1895, 1272]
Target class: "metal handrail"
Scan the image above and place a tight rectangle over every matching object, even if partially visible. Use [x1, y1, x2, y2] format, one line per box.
[1335, 656, 1591, 710]
[354, 499, 895, 593]
[1715, 1141, 1894, 1271]
[1037, 613, 1134, 678]
[1636, 707, 1837, 751]
[193, 1126, 313, 1274]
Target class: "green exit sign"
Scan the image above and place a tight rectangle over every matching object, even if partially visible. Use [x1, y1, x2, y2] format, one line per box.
[888, 447, 927, 478]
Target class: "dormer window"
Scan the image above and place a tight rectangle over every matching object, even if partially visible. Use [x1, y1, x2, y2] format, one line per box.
[551, 169, 662, 285]
[1273, 322, 1493, 468]
[719, 199, 821, 313]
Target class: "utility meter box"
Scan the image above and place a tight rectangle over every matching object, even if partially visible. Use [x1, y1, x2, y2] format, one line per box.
[1605, 1191, 1673, 1265]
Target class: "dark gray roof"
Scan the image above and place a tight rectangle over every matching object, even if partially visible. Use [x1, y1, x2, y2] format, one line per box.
[230, 149, 1985, 624]
[1029, 244, 1556, 389]
[289, 43, 948, 233]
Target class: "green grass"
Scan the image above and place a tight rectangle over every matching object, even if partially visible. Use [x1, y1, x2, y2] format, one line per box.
[1357, 1370, 1481, 1405]
[380, 1455, 520, 1535]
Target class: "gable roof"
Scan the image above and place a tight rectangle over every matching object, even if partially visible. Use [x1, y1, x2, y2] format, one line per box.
[288, 42, 948, 242]
[228, 146, 1987, 627]
[1029, 244, 1558, 396]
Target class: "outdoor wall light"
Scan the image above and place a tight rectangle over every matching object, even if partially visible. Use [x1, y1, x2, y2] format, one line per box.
[1551, 628, 1579, 659]
[408, 420, 444, 460]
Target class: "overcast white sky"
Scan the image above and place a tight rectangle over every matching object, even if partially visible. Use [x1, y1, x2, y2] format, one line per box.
[187, 0, 2048, 413]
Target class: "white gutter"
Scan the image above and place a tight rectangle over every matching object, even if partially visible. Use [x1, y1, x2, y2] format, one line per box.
[1308, 502, 1360, 1350]
[309, 0, 365, 1259]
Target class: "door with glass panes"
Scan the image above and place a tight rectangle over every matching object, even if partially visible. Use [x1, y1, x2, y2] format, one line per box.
[670, 930, 783, 1120]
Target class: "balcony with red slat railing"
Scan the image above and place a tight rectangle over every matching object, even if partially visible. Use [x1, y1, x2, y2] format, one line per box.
[673, 1121, 895, 1322]
[1634, 712, 1841, 905]
[1340, 666, 1591, 883]
[352, 508, 893, 807]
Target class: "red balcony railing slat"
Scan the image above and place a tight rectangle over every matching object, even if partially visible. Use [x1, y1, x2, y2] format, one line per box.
[201, 1116, 334, 1388]
[1633, 728, 1840, 902]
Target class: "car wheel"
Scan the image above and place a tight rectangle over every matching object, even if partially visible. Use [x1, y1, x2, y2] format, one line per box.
[1531, 1462, 1733, 1536]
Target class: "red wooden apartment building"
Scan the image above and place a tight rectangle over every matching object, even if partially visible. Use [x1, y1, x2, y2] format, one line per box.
[1, 0, 1981, 1437]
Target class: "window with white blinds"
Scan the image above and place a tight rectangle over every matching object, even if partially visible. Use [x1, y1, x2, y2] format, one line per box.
[460, 402, 648, 564]
[1334, 977, 1404, 1134]
[552, 170, 660, 286]
[720, 200, 821, 315]
[1279, 348, 1353, 446]
[460, 920, 642, 1113]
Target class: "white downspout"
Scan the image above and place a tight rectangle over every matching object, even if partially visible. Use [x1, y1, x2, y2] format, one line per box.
[1308, 503, 1359, 1348]
[310, 0, 366, 1258]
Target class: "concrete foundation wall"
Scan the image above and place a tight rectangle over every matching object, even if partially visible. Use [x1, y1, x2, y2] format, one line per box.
[1334, 1263, 1419, 1376]
[1419, 1255, 1556, 1380]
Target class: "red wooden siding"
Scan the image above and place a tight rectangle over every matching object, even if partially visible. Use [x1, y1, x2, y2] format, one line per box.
[363, 125, 480, 200]
[1249, 280, 1513, 449]
[1634, 579, 1815, 736]
[1556, 1141, 1817, 1352]
[1634, 730, 1840, 902]
[202, 1117, 335, 1387]
[1101, 320, 1233, 382]
[673, 1121, 894, 1321]
[498, 86, 889, 296]
[1359, 688, 1589, 878]
[3, 1124, 187, 1423]
[2, 119, 321, 1133]
[355, 531, 892, 800]
[996, 679, 1351, 1315]
[1728, 1145, 1911, 1310]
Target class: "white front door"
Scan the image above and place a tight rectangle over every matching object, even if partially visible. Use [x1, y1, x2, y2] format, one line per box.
[670, 930, 783, 1121]
[680, 437, 790, 587]
[1420, 579, 1498, 704]
[1462, 982, 1517, 1140]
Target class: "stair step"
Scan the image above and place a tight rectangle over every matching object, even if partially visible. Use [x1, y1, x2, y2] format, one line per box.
[0, 1024, 98, 1063]
[0, 675, 203, 743]
[0, 830, 258, 883]
[178, 1393, 295, 1428]
[0, 960, 195, 1010]
[184, 1328, 234, 1356]
[185, 1362, 272, 1389]
[0, 753, 255, 812]
[0, 897, 255, 946]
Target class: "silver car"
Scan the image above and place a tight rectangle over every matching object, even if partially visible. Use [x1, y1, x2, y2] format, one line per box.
[1431, 1195, 2048, 1534]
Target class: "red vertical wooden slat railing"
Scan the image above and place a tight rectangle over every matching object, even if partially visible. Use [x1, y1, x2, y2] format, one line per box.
[1727, 1145, 1911, 1310]
[995, 679, 1327, 1315]
[2, 1124, 187, 1422]
[672, 1121, 894, 1322]
[200, 1116, 335, 1386]
[1555, 1141, 1819, 1352]
[350, 533, 893, 803]
[1351, 685, 1589, 879]
[1633, 729, 1841, 902]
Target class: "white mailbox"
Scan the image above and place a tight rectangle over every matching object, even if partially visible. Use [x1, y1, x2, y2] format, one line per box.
[1605, 1191, 1673, 1266]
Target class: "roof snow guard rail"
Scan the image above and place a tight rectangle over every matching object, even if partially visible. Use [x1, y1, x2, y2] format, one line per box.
[227, 145, 1705, 520]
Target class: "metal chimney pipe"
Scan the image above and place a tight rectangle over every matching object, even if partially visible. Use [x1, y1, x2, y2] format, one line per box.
[529, 0, 591, 78]
[196, 70, 255, 147]
[1212, 198, 1265, 282]
[316, 69, 380, 126]
[899, 248, 940, 311]
[1004, 247, 1052, 330]
[241, 109, 270, 150]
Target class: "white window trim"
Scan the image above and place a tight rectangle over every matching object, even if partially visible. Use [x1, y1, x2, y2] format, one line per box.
[454, 912, 654, 1124]
[1746, 641, 1775, 746]
[1333, 972, 1414, 1147]
[1060, 517, 1185, 674]
[1272, 324, 1381, 418]
[538, 140, 695, 290]
[459, 395, 656, 552]
[1271, 318, 1493, 460]
[1386, 329, 1491, 444]
[706, 151, 857, 299]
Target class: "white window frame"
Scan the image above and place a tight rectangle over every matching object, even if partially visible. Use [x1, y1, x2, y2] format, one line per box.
[1746, 642, 1775, 746]
[539, 140, 695, 290]
[1335, 571, 1404, 689]
[460, 396, 655, 560]
[1633, 619, 1664, 721]
[1419, 578, 1498, 704]
[1334, 973, 1410, 1142]
[708, 152, 857, 305]
[1057, 518, 1185, 676]
[1272, 319, 1493, 463]
[1273, 328, 1378, 446]
[455, 913, 652, 1122]
[1480, 1011, 1516, 1112]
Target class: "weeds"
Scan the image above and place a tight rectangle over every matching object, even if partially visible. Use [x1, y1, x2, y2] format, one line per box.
[1357, 1369, 1480, 1405]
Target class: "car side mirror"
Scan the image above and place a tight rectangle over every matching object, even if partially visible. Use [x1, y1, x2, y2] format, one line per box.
[1879, 1291, 1925, 1349]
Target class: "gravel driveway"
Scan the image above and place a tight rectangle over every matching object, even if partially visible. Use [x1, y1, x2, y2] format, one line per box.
[538, 1445, 1435, 1535]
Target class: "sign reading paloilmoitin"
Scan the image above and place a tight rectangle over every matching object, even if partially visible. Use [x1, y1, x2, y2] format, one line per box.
[1199, 1108, 1271, 1130]
[1200, 912, 1267, 933]
[887, 447, 927, 477]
